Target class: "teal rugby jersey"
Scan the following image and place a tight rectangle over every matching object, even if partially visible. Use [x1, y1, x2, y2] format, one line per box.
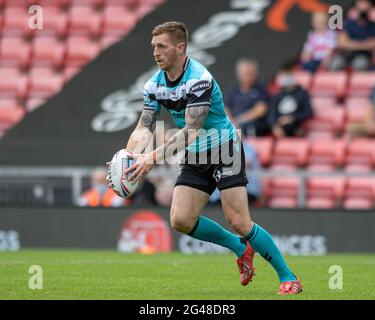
[143, 57, 235, 152]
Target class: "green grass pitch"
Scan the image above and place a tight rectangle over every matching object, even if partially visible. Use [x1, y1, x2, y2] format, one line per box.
[0, 250, 374, 300]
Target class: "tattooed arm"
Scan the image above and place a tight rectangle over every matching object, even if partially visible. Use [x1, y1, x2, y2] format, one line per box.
[150, 105, 209, 162]
[126, 109, 156, 154]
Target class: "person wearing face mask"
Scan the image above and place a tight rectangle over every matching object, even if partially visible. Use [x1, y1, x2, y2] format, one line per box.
[267, 63, 314, 138]
[330, 0, 375, 71]
[78, 167, 127, 207]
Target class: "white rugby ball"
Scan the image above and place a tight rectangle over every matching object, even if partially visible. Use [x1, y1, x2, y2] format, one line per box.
[108, 149, 139, 198]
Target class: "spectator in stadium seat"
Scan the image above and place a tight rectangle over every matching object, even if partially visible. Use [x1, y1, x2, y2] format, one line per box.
[268, 63, 314, 138]
[208, 141, 262, 206]
[346, 86, 375, 136]
[300, 11, 338, 73]
[330, 0, 375, 71]
[225, 58, 270, 137]
[78, 167, 127, 207]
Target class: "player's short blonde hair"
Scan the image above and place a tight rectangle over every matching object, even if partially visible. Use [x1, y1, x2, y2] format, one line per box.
[152, 21, 188, 52]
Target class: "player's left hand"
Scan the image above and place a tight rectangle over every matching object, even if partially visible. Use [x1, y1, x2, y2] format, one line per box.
[124, 153, 155, 184]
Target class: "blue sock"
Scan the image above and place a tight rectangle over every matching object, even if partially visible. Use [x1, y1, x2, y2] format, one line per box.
[188, 216, 246, 257]
[246, 224, 296, 283]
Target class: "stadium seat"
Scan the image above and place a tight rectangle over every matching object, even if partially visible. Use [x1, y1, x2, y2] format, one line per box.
[30, 6, 69, 37]
[102, 6, 138, 37]
[68, 6, 103, 37]
[306, 130, 335, 141]
[63, 66, 80, 83]
[271, 138, 310, 167]
[0, 68, 29, 99]
[308, 138, 347, 167]
[346, 105, 368, 124]
[0, 99, 26, 130]
[344, 177, 375, 201]
[310, 71, 348, 98]
[268, 197, 298, 209]
[345, 138, 375, 167]
[100, 35, 123, 50]
[25, 98, 46, 112]
[65, 37, 101, 67]
[307, 176, 346, 204]
[0, 37, 32, 68]
[28, 68, 64, 99]
[268, 176, 300, 198]
[2, 7, 31, 37]
[346, 97, 372, 110]
[245, 137, 274, 166]
[347, 72, 375, 98]
[344, 164, 372, 173]
[303, 106, 345, 134]
[306, 164, 336, 172]
[343, 198, 373, 209]
[268, 163, 298, 172]
[306, 197, 336, 209]
[32, 37, 65, 68]
[293, 70, 313, 90]
[311, 97, 338, 111]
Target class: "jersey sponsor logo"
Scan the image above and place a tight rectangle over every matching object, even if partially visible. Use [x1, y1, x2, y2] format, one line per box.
[190, 80, 211, 93]
[213, 169, 233, 182]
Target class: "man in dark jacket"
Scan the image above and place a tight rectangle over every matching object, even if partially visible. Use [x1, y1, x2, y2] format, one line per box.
[268, 63, 314, 137]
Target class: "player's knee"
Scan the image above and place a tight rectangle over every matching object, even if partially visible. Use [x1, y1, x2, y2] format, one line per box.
[170, 214, 194, 233]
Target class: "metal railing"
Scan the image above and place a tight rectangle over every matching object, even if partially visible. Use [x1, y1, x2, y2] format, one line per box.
[0, 166, 374, 207]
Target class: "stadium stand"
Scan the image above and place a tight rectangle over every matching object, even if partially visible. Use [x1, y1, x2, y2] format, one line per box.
[0, 0, 375, 211]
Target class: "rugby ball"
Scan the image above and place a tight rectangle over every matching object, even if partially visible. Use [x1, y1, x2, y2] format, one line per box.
[108, 149, 139, 198]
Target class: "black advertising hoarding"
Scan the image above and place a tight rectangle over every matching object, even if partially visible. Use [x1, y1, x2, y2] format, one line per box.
[0, 0, 352, 166]
[0, 207, 374, 253]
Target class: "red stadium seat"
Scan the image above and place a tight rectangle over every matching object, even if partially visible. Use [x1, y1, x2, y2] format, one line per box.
[100, 35, 123, 49]
[293, 70, 313, 90]
[65, 37, 100, 67]
[68, 6, 103, 37]
[268, 163, 298, 172]
[0, 68, 29, 99]
[306, 197, 336, 209]
[306, 130, 335, 141]
[32, 37, 65, 68]
[268, 197, 298, 209]
[344, 164, 372, 173]
[269, 176, 300, 198]
[303, 107, 345, 134]
[308, 138, 347, 167]
[347, 72, 375, 98]
[346, 138, 375, 167]
[0, 99, 26, 130]
[102, 6, 138, 37]
[0, 37, 32, 68]
[30, 6, 69, 38]
[343, 198, 373, 209]
[310, 71, 348, 98]
[311, 97, 338, 111]
[307, 176, 346, 203]
[63, 66, 80, 83]
[271, 138, 310, 167]
[245, 137, 274, 166]
[28, 68, 64, 99]
[346, 97, 372, 110]
[306, 164, 336, 172]
[25, 98, 46, 112]
[345, 177, 375, 201]
[346, 105, 368, 124]
[2, 7, 31, 37]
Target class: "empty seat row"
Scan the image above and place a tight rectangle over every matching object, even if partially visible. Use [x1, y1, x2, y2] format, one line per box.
[246, 137, 375, 169]
[262, 176, 375, 209]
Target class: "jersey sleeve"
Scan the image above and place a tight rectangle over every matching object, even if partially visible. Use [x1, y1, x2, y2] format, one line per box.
[143, 81, 160, 113]
[186, 71, 213, 108]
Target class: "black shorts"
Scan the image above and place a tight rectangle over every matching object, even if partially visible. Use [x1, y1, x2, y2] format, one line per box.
[175, 137, 248, 195]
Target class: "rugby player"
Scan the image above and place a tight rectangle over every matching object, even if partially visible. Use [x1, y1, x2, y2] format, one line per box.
[120, 21, 302, 294]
